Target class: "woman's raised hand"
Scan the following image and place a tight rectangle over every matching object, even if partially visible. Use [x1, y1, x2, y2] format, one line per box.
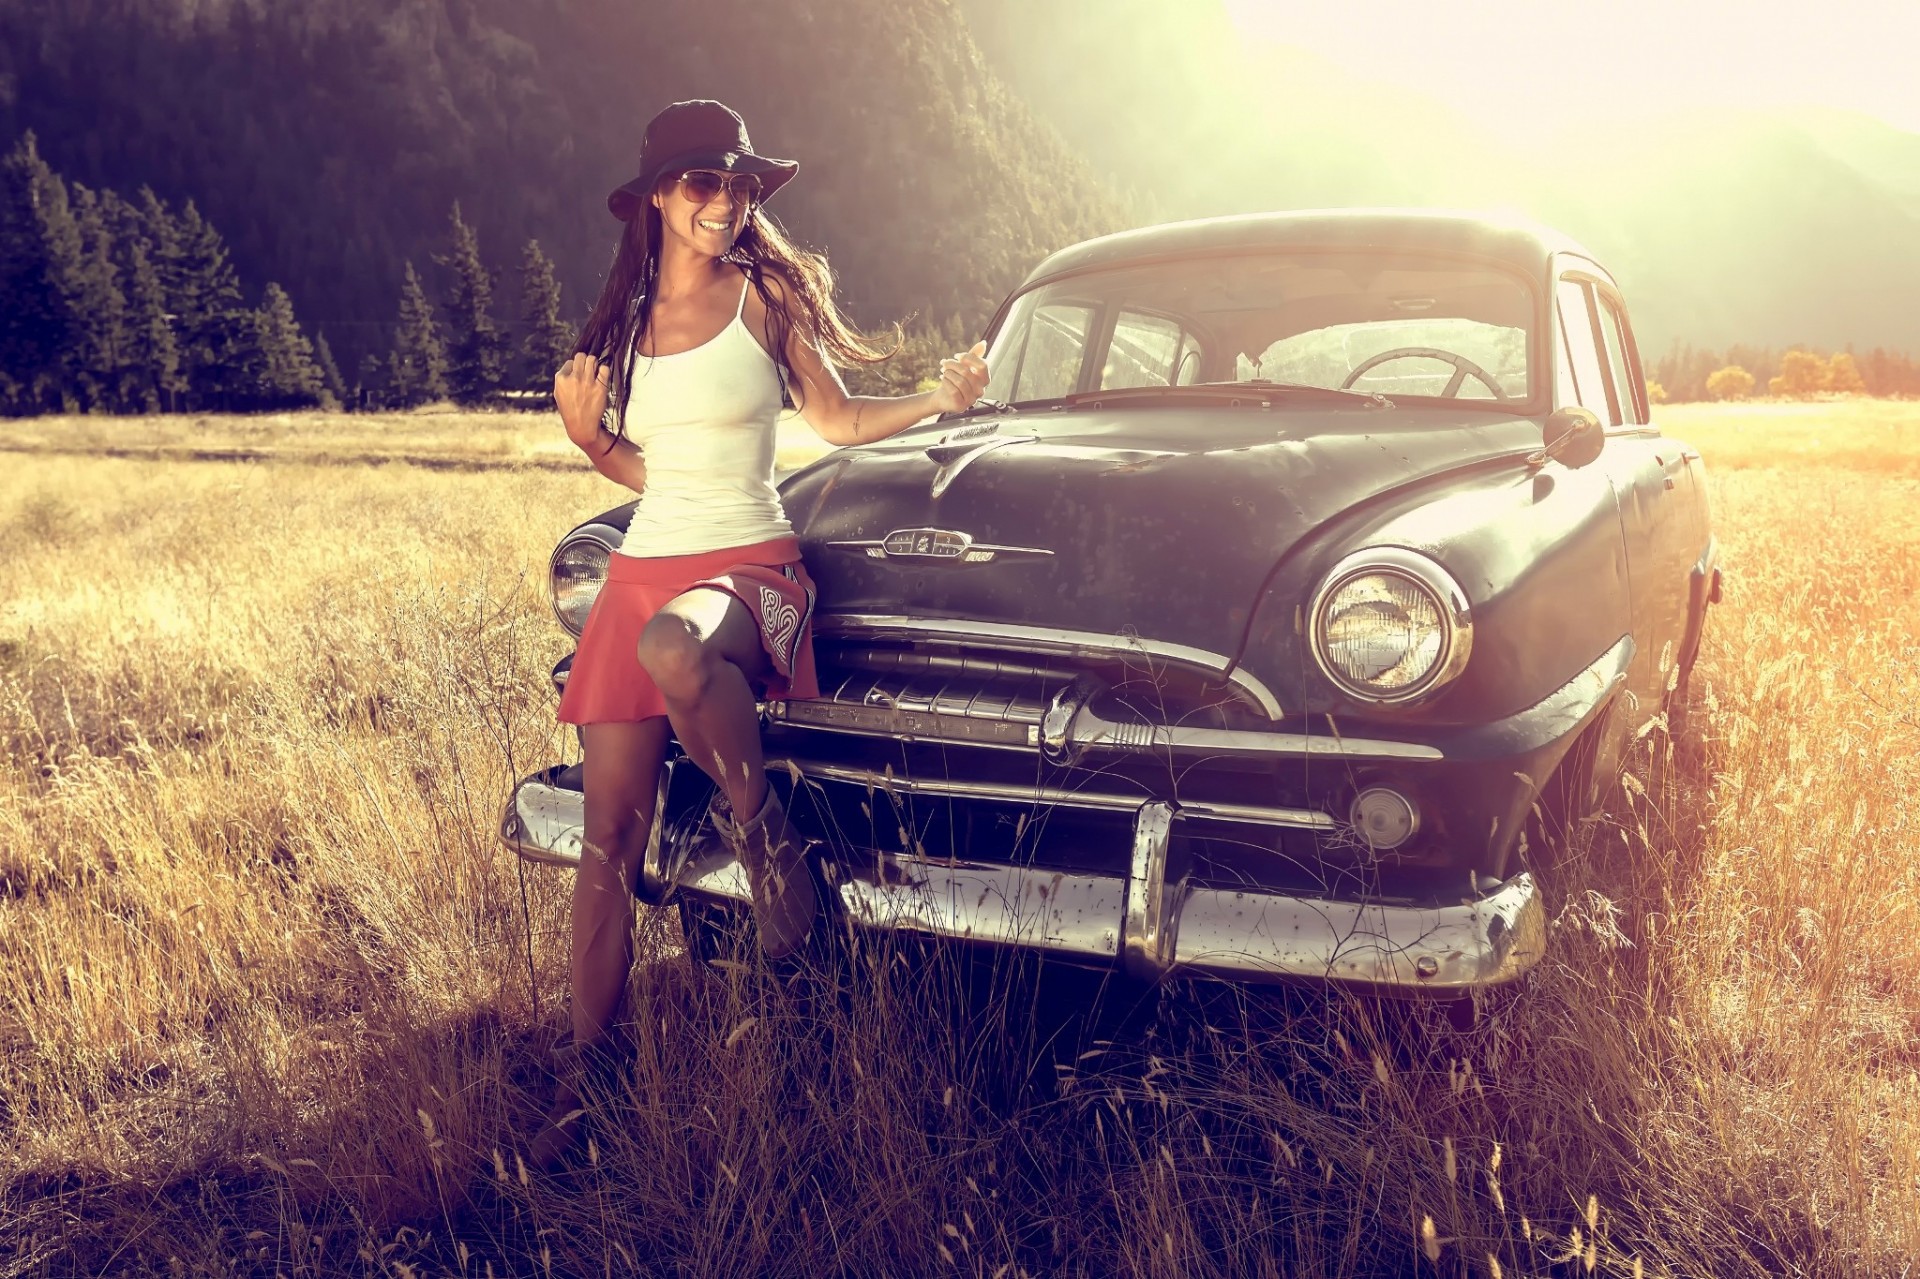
[555, 353, 613, 447]
[929, 341, 990, 416]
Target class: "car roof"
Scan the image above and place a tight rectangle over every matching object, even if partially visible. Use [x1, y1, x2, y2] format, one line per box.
[1017, 209, 1598, 291]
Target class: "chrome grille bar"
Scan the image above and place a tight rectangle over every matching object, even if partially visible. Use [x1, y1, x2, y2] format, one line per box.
[769, 755, 1336, 831]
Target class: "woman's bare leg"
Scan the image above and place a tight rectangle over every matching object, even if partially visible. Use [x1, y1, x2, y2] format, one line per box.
[574, 718, 673, 1045]
[635, 587, 772, 818]
[637, 587, 818, 957]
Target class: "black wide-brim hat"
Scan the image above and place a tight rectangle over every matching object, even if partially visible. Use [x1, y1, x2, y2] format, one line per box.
[607, 99, 798, 221]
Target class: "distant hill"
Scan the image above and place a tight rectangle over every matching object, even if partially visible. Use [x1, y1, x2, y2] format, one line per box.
[958, 0, 1920, 356]
[0, 0, 1128, 376]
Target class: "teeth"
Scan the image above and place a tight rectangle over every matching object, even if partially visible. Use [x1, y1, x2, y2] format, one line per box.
[699, 220, 729, 231]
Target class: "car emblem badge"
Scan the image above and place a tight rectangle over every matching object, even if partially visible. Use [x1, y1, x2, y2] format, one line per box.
[883, 528, 972, 559]
[826, 527, 1055, 567]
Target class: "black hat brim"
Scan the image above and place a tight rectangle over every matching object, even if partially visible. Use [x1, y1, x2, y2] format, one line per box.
[607, 146, 798, 221]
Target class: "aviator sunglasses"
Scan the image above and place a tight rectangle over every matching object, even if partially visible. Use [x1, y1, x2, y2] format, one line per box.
[672, 169, 764, 206]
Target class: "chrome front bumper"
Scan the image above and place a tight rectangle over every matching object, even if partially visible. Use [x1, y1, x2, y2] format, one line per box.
[500, 766, 1546, 992]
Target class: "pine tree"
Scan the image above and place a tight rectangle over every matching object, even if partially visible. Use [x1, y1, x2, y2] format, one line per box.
[437, 202, 505, 406]
[94, 187, 180, 411]
[312, 331, 346, 406]
[66, 183, 133, 412]
[354, 352, 385, 410]
[251, 282, 326, 409]
[387, 260, 446, 407]
[517, 238, 574, 403]
[0, 132, 85, 414]
[166, 199, 248, 409]
[123, 239, 183, 412]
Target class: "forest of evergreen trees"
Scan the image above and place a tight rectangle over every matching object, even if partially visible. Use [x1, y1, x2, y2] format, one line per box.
[0, 132, 593, 414]
[0, 0, 1126, 417]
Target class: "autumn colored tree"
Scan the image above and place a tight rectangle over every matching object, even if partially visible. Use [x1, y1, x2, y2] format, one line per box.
[1768, 349, 1828, 399]
[1705, 366, 1754, 401]
[1645, 379, 1668, 405]
[1826, 351, 1866, 394]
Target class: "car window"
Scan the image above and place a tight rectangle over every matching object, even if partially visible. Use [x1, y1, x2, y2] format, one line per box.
[1255, 320, 1525, 399]
[982, 251, 1537, 408]
[1556, 278, 1617, 425]
[1101, 310, 1190, 390]
[1595, 293, 1644, 424]
[1006, 301, 1093, 402]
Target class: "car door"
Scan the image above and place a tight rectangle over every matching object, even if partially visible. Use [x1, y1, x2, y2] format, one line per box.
[1555, 266, 1690, 728]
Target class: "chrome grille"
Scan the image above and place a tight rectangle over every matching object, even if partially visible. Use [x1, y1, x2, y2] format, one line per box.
[766, 648, 1061, 749]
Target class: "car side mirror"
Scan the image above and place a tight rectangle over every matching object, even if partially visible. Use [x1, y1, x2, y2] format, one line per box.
[1533, 407, 1604, 469]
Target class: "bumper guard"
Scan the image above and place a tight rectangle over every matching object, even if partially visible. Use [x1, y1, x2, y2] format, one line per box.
[499, 767, 1544, 992]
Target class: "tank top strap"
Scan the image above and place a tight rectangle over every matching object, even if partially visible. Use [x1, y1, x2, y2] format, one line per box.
[733, 271, 751, 322]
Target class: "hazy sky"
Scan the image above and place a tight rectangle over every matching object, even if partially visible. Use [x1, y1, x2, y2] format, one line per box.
[1224, 0, 1920, 137]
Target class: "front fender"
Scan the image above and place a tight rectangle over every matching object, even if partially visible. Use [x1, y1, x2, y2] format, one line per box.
[1235, 457, 1631, 727]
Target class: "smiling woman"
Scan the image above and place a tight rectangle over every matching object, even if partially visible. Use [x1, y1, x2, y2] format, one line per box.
[530, 96, 992, 1171]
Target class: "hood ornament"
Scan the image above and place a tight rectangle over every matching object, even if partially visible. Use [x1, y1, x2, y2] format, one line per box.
[827, 527, 1054, 566]
[925, 425, 1031, 499]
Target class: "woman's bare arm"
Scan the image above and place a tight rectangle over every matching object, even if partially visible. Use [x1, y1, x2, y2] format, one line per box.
[754, 275, 989, 447]
[554, 352, 648, 494]
[577, 429, 649, 492]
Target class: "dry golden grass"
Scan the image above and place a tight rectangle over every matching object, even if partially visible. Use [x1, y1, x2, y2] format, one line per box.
[1, 400, 1917, 1276]
[0, 405, 839, 474]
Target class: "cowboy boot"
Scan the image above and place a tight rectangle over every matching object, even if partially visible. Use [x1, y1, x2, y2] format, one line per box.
[528, 1030, 630, 1173]
[720, 785, 820, 961]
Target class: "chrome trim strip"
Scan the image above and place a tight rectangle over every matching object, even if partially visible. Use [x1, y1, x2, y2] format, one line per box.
[814, 614, 1287, 720]
[772, 756, 1336, 830]
[772, 673, 1440, 761]
[1307, 547, 1474, 706]
[1123, 801, 1177, 980]
[765, 699, 1040, 751]
[825, 535, 1055, 563]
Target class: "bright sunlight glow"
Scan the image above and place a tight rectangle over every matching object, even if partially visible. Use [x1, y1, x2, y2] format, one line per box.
[1223, 0, 1920, 139]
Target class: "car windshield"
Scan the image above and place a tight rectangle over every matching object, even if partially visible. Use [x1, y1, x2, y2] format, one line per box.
[982, 250, 1536, 408]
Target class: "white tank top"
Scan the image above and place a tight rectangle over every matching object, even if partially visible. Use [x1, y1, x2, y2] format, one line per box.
[614, 274, 794, 558]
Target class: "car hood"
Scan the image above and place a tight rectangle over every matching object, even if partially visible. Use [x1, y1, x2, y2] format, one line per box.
[778, 406, 1541, 668]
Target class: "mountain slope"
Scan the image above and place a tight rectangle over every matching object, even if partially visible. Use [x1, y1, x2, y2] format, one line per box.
[0, 0, 1130, 374]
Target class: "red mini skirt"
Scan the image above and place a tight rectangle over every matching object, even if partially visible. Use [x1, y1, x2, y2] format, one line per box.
[556, 535, 820, 725]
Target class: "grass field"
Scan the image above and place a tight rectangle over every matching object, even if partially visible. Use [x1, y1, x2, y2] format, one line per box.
[1, 401, 1917, 1276]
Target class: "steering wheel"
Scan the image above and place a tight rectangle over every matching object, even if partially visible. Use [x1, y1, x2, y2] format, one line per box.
[1339, 347, 1509, 400]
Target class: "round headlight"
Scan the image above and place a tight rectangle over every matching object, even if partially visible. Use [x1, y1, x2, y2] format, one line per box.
[1310, 549, 1472, 703]
[550, 530, 614, 637]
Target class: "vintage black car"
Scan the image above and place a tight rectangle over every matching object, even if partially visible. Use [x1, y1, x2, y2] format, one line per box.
[502, 210, 1718, 1001]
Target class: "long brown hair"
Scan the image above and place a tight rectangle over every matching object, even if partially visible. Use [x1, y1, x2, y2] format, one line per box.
[574, 188, 896, 449]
